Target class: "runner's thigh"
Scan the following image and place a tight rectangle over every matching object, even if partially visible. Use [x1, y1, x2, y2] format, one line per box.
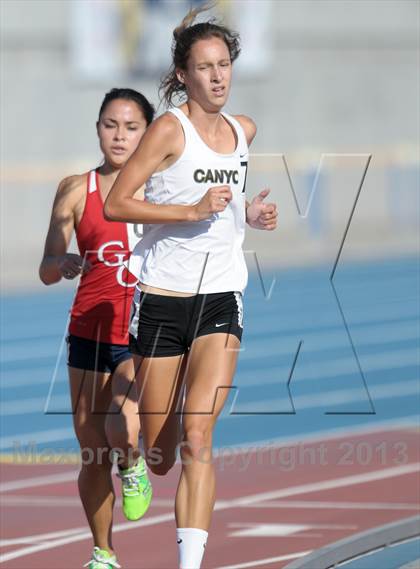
[183, 333, 240, 421]
[134, 354, 186, 458]
[69, 367, 113, 448]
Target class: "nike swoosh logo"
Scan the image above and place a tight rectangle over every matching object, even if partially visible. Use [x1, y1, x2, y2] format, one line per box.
[240, 153, 247, 158]
[215, 322, 229, 327]
[177, 539, 183, 544]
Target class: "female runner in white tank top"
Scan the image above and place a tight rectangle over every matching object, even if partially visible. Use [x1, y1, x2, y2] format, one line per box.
[105, 7, 277, 569]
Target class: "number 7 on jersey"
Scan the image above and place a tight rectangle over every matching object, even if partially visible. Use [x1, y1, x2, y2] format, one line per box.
[240, 161, 248, 194]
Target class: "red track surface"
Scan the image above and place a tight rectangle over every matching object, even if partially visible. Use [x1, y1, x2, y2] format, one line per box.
[1, 428, 419, 569]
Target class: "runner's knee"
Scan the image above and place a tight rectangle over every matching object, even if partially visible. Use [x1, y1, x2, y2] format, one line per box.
[180, 424, 213, 463]
[74, 420, 110, 463]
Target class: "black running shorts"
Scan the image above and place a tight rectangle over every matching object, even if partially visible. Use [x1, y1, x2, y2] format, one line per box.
[67, 334, 132, 373]
[129, 290, 243, 357]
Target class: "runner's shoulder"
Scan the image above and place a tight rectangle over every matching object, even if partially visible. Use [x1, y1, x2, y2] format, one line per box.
[142, 112, 183, 158]
[55, 173, 88, 208]
[233, 115, 257, 144]
[147, 111, 182, 139]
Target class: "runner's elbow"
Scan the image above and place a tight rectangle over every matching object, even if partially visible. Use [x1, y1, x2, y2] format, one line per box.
[39, 266, 60, 286]
[103, 200, 118, 221]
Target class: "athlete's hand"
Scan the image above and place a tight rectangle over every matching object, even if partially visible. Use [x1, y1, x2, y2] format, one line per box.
[193, 186, 233, 221]
[58, 253, 91, 280]
[246, 189, 278, 231]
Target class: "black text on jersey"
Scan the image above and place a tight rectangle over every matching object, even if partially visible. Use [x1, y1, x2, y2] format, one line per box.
[193, 168, 239, 185]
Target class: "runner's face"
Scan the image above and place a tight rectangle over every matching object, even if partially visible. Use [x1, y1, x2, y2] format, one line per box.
[97, 99, 147, 169]
[182, 37, 232, 110]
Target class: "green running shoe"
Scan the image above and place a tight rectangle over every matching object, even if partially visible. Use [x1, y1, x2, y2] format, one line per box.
[83, 547, 121, 568]
[118, 456, 152, 521]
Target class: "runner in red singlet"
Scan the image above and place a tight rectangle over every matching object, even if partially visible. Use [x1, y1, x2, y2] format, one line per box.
[39, 89, 155, 569]
[68, 167, 141, 345]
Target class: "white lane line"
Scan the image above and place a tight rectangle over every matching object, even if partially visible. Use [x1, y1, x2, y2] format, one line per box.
[227, 522, 310, 538]
[216, 550, 312, 569]
[2, 376, 417, 420]
[2, 292, 417, 362]
[1, 462, 418, 563]
[1, 368, 66, 389]
[240, 321, 420, 361]
[229, 379, 419, 414]
[2, 303, 416, 353]
[237, 347, 420, 388]
[3, 319, 418, 365]
[214, 415, 420, 456]
[0, 395, 70, 417]
[0, 428, 75, 450]
[1, 375, 418, 448]
[218, 462, 420, 508]
[0, 415, 420, 486]
[227, 522, 356, 538]
[0, 471, 77, 493]
[2, 343, 417, 392]
[252, 305, 419, 336]
[0, 495, 420, 512]
[0, 513, 175, 563]
[0, 527, 87, 547]
[241, 500, 420, 511]
[0, 495, 173, 509]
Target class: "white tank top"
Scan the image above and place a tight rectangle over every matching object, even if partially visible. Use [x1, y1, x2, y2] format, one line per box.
[128, 107, 249, 294]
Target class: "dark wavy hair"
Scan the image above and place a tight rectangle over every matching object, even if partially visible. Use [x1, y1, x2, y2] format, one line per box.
[159, 4, 241, 107]
[98, 88, 155, 126]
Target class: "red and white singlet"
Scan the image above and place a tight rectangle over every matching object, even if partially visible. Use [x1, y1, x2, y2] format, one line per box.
[68, 170, 141, 344]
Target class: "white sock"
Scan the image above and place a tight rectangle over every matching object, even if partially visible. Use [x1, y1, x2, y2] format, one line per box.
[176, 527, 208, 569]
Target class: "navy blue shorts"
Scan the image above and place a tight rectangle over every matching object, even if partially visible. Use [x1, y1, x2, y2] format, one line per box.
[128, 290, 244, 358]
[67, 334, 132, 373]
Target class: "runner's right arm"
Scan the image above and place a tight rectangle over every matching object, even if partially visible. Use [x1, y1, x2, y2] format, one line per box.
[104, 114, 232, 224]
[39, 175, 90, 285]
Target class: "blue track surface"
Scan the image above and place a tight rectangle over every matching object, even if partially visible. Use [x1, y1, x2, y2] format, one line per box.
[1, 256, 419, 454]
